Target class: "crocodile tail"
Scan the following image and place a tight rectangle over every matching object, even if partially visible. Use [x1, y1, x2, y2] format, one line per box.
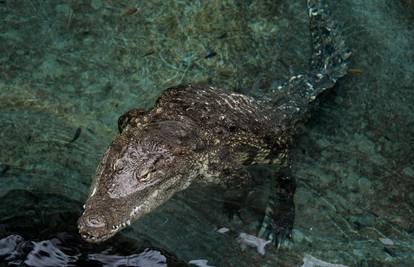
[264, 0, 350, 129]
[307, 0, 351, 98]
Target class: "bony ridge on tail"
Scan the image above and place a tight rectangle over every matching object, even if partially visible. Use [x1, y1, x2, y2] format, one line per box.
[78, 0, 350, 247]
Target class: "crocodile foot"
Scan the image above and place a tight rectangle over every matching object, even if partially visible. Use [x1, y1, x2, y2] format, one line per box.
[258, 174, 296, 248]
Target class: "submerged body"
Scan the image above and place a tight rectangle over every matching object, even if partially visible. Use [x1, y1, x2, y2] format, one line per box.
[78, 0, 350, 244]
[78, 85, 290, 242]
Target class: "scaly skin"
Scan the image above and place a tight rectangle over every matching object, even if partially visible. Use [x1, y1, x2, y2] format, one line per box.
[78, 0, 350, 245]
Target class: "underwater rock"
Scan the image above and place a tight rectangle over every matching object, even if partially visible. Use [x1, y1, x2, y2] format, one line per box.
[216, 227, 229, 234]
[189, 259, 215, 267]
[301, 254, 348, 267]
[379, 237, 394, 246]
[238, 233, 271, 256]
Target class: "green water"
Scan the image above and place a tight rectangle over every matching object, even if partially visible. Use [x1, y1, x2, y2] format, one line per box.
[0, 0, 413, 266]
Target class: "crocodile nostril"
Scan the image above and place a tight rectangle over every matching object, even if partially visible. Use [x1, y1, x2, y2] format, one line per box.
[86, 215, 106, 228]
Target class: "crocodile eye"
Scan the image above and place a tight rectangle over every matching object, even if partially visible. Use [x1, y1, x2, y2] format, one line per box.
[113, 160, 124, 174]
[135, 169, 153, 182]
[139, 173, 152, 182]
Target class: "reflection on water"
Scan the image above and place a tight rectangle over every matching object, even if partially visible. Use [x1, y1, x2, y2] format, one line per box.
[25, 239, 78, 267]
[0, 235, 23, 265]
[0, 232, 188, 267]
[88, 250, 167, 267]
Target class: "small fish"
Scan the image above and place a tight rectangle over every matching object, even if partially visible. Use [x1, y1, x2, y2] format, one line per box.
[204, 51, 217, 59]
[383, 247, 397, 257]
[122, 7, 139, 16]
[217, 33, 227, 39]
[67, 127, 81, 145]
[348, 68, 363, 75]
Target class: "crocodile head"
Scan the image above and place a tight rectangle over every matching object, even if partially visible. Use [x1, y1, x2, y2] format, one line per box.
[78, 122, 198, 243]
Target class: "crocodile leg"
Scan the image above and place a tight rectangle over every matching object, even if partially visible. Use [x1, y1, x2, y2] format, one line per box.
[258, 167, 296, 248]
[118, 108, 147, 133]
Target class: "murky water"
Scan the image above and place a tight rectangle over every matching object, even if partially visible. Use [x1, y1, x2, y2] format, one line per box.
[0, 0, 413, 266]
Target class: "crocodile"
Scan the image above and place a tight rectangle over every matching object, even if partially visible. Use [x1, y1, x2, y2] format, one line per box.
[78, 0, 350, 246]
